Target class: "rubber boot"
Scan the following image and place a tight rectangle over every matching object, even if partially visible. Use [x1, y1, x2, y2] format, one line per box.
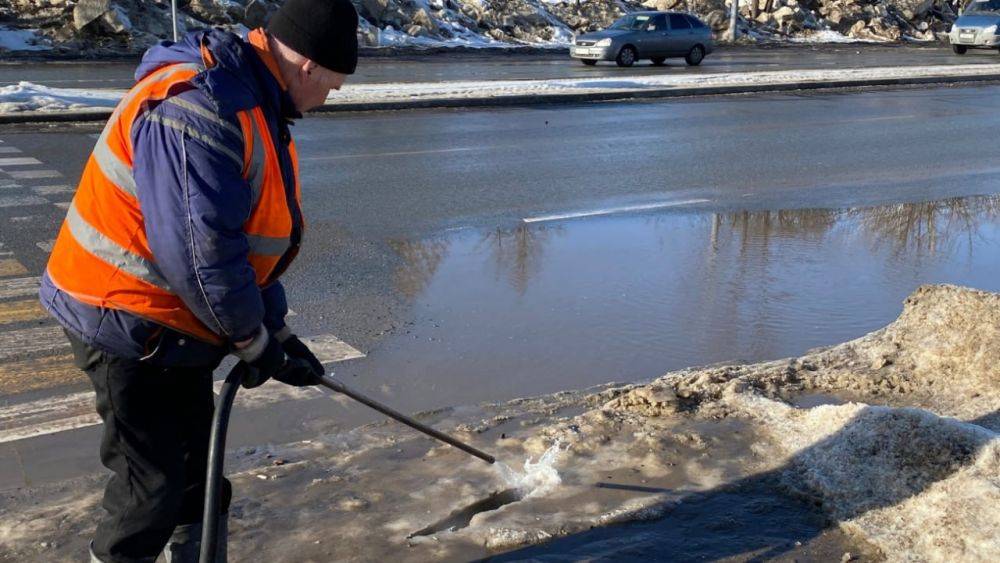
[89, 541, 103, 563]
[89, 540, 157, 563]
[162, 514, 228, 563]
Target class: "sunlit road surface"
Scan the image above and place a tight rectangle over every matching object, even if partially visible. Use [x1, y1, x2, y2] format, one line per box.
[1, 84, 999, 489]
[3, 44, 1000, 89]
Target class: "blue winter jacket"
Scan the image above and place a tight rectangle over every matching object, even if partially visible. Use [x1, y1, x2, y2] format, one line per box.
[39, 29, 301, 366]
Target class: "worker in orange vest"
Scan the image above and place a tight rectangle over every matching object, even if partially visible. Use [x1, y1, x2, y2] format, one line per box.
[39, 1, 358, 560]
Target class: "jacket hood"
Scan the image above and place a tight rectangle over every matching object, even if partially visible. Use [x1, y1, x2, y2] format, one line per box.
[135, 29, 292, 117]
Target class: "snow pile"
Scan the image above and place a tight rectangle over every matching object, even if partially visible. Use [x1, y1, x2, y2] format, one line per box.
[0, 26, 52, 51]
[323, 63, 1000, 104]
[789, 28, 884, 43]
[730, 396, 1000, 561]
[0, 81, 121, 113]
[594, 283, 1000, 560]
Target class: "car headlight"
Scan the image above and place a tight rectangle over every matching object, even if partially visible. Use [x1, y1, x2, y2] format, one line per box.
[595, 38, 612, 47]
[987, 25, 999, 35]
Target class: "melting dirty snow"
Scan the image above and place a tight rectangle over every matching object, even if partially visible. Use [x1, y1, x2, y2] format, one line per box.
[1, 284, 997, 562]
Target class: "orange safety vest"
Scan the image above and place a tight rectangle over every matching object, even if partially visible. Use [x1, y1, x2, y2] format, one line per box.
[45, 59, 301, 346]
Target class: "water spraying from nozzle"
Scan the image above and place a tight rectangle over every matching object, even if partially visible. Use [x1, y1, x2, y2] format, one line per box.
[493, 441, 563, 498]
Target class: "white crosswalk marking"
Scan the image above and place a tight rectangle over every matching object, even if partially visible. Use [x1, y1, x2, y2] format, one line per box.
[0, 326, 69, 361]
[6, 170, 61, 179]
[0, 157, 42, 166]
[0, 276, 39, 299]
[0, 332, 365, 444]
[0, 147, 22, 154]
[31, 185, 73, 196]
[0, 195, 49, 207]
[303, 333, 365, 364]
[0, 380, 328, 444]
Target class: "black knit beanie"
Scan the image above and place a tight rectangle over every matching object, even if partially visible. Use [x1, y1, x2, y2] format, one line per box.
[267, 0, 359, 75]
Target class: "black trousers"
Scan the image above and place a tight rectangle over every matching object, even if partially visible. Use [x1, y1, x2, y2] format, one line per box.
[68, 333, 232, 563]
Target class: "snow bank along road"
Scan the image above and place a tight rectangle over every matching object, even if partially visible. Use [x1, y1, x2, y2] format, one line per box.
[5, 63, 1000, 121]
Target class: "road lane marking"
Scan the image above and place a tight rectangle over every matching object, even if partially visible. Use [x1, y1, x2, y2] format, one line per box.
[54, 202, 71, 210]
[522, 199, 712, 223]
[0, 157, 42, 167]
[0, 195, 49, 207]
[30, 185, 73, 196]
[0, 259, 27, 277]
[6, 170, 61, 179]
[0, 354, 81, 396]
[0, 147, 22, 154]
[0, 326, 70, 361]
[0, 277, 39, 299]
[0, 333, 365, 443]
[301, 333, 365, 364]
[0, 299, 46, 325]
[300, 147, 477, 161]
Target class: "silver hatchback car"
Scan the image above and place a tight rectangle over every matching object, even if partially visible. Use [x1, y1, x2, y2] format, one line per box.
[571, 11, 715, 67]
[949, 0, 1000, 54]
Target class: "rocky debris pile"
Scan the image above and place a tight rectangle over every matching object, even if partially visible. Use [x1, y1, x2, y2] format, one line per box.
[0, 0, 963, 53]
[0, 0, 282, 54]
[721, 0, 958, 41]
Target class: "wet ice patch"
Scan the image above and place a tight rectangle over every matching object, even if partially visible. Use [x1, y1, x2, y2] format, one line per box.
[494, 441, 562, 498]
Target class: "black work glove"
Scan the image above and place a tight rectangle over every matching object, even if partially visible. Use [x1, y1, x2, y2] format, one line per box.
[273, 357, 322, 387]
[233, 328, 285, 389]
[275, 328, 324, 378]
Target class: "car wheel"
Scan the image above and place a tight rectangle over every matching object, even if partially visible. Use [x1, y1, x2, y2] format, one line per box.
[581, 59, 598, 66]
[651, 57, 667, 66]
[616, 46, 637, 67]
[953, 44, 967, 55]
[685, 45, 705, 66]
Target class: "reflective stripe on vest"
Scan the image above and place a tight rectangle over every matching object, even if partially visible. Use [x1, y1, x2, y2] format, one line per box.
[45, 61, 302, 345]
[241, 106, 295, 285]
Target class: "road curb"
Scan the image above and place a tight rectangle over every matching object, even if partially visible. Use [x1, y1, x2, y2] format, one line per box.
[3, 72, 1000, 124]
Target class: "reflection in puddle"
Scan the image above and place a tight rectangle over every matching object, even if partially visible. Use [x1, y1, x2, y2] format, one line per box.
[354, 196, 1000, 414]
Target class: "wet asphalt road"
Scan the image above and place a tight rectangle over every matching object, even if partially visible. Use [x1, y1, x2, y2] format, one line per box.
[2, 44, 1000, 89]
[2, 84, 1000, 489]
[5, 84, 1000, 351]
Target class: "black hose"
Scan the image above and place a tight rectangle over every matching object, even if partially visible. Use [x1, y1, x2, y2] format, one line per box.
[197, 367, 495, 563]
[199, 364, 244, 563]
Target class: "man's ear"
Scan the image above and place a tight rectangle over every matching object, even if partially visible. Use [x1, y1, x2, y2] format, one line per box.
[301, 59, 317, 78]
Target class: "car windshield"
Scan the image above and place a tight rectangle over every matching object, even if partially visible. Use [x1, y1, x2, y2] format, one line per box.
[965, 0, 1000, 14]
[609, 14, 653, 30]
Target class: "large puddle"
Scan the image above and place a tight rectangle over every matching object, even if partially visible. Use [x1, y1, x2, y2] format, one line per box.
[343, 195, 1000, 415]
